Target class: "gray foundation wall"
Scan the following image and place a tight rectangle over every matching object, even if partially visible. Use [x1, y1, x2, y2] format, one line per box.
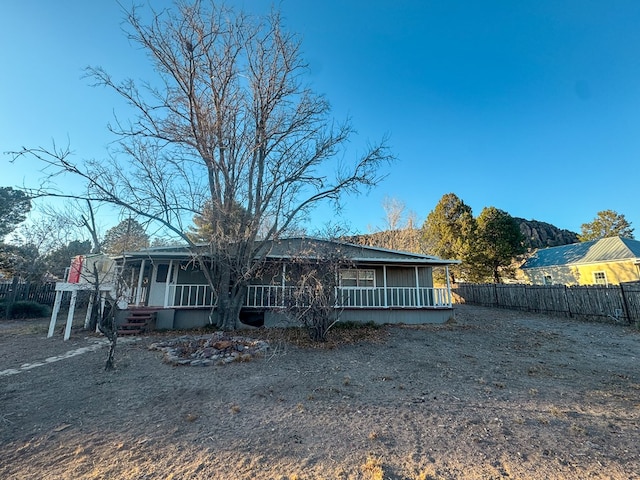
[119, 306, 454, 331]
[263, 307, 453, 327]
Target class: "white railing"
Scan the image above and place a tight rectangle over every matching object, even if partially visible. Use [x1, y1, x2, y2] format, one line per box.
[338, 286, 452, 308]
[128, 286, 147, 306]
[163, 284, 452, 309]
[169, 284, 216, 308]
[244, 285, 452, 309]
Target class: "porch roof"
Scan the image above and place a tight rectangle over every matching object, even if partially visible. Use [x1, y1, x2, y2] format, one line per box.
[114, 237, 459, 266]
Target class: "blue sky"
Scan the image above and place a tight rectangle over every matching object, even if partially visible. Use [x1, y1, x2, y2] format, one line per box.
[2, 0, 639, 237]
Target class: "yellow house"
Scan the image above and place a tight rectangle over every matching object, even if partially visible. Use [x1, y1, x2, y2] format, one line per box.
[520, 236, 640, 286]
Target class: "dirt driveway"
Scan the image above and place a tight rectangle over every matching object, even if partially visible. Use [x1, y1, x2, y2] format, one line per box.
[1, 305, 639, 479]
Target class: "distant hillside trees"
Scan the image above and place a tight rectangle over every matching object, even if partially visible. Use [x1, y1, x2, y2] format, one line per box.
[579, 210, 635, 241]
[351, 197, 421, 253]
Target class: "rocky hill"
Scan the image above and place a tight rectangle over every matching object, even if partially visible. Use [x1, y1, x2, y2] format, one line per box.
[515, 218, 578, 250]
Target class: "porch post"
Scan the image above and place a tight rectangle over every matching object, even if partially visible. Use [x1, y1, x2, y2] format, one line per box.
[415, 266, 422, 307]
[383, 265, 388, 308]
[445, 265, 452, 307]
[281, 263, 286, 308]
[98, 293, 106, 332]
[163, 260, 174, 308]
[47, 290, 63, 338]
[64, 289, 78, 341]
[135, 259, 146, 306]
[84, 293, 94, 329]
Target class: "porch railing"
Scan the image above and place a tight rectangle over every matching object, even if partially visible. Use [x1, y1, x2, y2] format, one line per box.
[337, 286, 452, 308]
[245, 285, 452, 309]
[170, 284, 216, 308]
[162, 284, 452, 309]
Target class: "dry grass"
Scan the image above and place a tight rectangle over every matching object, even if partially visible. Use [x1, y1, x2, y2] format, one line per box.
[361, 455, 385, 480]
[241, 322, 389, 349]
[2, 305, 639, 479]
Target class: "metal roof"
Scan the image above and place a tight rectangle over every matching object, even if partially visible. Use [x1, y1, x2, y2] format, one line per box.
[115, 237, 459, 266]
[521, 236, 640, 269]
[264, 237, 459, 265]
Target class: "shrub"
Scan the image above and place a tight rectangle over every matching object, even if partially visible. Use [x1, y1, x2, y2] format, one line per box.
[2, 301, 51, 319]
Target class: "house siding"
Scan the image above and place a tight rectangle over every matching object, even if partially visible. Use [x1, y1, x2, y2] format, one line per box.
[524, 260, 640, 286]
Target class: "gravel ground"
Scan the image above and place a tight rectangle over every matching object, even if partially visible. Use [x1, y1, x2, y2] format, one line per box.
[1, 304, 639, 479]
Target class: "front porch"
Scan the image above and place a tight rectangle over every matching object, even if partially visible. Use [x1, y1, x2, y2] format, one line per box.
[126, 258, 454, 311]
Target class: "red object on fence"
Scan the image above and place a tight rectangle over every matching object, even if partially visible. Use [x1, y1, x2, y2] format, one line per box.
[67, 256, 84, 283]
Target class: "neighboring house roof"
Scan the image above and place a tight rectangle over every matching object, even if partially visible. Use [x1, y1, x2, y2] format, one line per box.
[116, 237, 459, 266]
[521, 236, 640, 269]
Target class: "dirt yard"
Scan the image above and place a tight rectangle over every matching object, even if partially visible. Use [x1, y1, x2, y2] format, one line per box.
[1, 305, 639, 480]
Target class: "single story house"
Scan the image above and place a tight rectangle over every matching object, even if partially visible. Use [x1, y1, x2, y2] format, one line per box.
[520, 236, 640, 286]
[109, 237, 459, 329]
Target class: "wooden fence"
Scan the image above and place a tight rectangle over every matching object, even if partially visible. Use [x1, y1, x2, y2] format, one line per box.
[454, 282, 640, 325]
[0, 280, 58, 306]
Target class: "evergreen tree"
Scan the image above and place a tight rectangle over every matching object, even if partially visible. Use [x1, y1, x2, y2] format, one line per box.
[102, 219, 150, 254]
[421, 193, 476, 282]
[0, 187, 31, 239]
[187, 200, 248, 244]
[579, 210, 634, 241]
[45, 240, 92, 278]
[471, 207, 525, 283]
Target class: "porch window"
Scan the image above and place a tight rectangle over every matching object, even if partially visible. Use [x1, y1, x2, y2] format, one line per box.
[156, 264, 169, 283]
[593, 271, 608, 286]
[339, 269, 375, 288]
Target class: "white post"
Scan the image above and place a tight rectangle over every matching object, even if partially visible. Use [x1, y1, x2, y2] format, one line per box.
[281, 263, 286, 307]
[84, 293, 94, 329]
[97, 293, 106, 332]
[445, 265, 452, 307]
[163, 260, 174, 308]
[383, 265, 388, 308]
[135, 260, 146, 306]
[415, 266, 422, 307]
[64, 290, 78, 341]
[48, 290, 63, 338]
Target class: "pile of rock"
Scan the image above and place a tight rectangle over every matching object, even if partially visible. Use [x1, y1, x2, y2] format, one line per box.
[149, 331, 270, 366]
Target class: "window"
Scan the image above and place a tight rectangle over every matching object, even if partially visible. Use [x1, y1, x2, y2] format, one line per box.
[543, 275, 553, 285]
[156, 264, 169, 283]
[339, 269, 375, 287]
[593, 271, 608, 286]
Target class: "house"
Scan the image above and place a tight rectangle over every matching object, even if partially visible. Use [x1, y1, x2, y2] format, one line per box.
[106, 237, 459, 330]
[520, 236, 640, 286]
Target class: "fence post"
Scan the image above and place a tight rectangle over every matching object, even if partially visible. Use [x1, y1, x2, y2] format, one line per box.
[4, 277, 19, 319]
[619, 283, 632, 325]
[563, 285, 572, 318]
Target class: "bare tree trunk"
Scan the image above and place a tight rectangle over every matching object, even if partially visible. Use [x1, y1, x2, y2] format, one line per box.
[98, 299, 118, 370]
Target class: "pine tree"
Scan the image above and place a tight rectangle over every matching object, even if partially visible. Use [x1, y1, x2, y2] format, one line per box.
[579, 210, 634, 241]
[102, 219, 149, 254]
[471, 207, 525, 283]
[421, 193, 476, 282]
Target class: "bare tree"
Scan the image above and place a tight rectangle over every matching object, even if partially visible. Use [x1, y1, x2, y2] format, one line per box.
[26, 199, 103, 255]
[11, 1, 391, 330]
[352, 197, 421, 253]
[78, 255, 123, 370]
[283, 239, 353, 342]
